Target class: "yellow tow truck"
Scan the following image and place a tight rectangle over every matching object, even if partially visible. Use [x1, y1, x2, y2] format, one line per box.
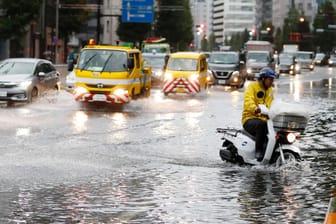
[73, 41, 151, 104]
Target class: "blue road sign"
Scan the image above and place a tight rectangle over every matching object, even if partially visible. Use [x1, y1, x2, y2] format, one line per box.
[122, 0, 154, 23]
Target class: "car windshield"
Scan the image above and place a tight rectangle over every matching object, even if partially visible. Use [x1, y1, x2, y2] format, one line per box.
[77, 49, 128, 72]
[209, 53, 238, 64]
[143, 56, 166, 69]
[0, 61, 35, 75]
[279, 55, 293, 64]
[315, 54, 325, 59]
[167, 58, 198, 71]
[247, 52, 269, 63]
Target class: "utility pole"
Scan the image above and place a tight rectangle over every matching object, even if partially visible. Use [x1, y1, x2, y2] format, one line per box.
[55, 0, 59, 63]
[97, 0, 101, 44]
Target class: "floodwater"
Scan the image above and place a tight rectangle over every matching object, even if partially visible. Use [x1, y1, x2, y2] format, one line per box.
[0, 68, 335, 223]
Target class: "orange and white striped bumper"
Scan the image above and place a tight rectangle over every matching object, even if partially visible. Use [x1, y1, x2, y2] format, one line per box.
[74, 92, 129, 104]
[162, 78, 200, 94]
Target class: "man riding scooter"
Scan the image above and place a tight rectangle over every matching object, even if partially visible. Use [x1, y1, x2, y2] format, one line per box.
[242, 67, 277, 161]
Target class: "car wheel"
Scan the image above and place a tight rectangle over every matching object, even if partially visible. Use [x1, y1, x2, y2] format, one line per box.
[28, 87, 38, 103]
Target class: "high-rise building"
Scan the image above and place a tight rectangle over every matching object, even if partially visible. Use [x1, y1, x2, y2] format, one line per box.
[212, 0, 255, 46]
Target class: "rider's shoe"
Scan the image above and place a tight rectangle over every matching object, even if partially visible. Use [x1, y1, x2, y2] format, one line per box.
[255, 151, 263, 161]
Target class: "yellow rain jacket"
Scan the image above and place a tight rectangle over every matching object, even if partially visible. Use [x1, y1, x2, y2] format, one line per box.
[242, 81, 274, 125]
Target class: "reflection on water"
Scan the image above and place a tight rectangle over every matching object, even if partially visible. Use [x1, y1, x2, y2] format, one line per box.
[72, 111, 88, 133]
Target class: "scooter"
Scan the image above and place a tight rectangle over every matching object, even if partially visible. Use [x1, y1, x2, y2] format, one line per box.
[217, 104, 309, 166]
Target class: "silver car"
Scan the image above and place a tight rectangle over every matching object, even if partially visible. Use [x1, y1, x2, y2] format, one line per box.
[0, 58, 60, 104]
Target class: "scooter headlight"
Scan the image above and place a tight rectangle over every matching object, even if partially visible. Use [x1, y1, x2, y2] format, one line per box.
[286, 132, 296, 143]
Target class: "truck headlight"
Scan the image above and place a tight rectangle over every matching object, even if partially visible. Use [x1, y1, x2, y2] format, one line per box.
[113, 89, 128, 96]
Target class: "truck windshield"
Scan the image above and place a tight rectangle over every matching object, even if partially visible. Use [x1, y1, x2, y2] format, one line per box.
[247, 52, 269, 63]
[77, 49, 127, 72]
[167, 58, 198, 71]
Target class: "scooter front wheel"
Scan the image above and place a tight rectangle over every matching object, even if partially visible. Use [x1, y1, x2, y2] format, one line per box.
[274, 151, 300, 167]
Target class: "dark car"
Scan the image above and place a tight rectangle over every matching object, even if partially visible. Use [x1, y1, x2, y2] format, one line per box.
[208, 51, 246, 88]
[278, 53, 300, 75]
[314, 53, 328, 66]
[328, 54, 336, 67]
[142, 52, 168, 87]
[0, 58, 60, 105]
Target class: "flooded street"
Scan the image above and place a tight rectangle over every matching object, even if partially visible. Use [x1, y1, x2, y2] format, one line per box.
[0, 67, 335, 223]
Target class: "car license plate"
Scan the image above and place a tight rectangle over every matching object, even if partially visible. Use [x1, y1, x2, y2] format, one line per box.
[218, 80, 227, 84]
[92, 94, 106, 101]
[0, 91, 7, 97]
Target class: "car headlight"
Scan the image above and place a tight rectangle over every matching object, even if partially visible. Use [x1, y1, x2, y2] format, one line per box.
[189, 73, 199, 81]
[19, 80, 32, 88]
[247, 68, 252, 74]
[164, 72, 173, 80]
[153, 70, 163, 78]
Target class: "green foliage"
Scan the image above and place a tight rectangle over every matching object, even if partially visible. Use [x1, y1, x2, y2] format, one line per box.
[0, 0, 42, 40]
[116, 19, 152, 47]
[313, 1, 336, 53]
[58, 0, 91, 41]
[200, 35, 208, 51]
[208, 33, 216, 51]
[227, 29, 249, 51]
[155, 0, 193, 51]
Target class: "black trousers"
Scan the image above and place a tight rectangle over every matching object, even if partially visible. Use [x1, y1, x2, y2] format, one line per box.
[243, 118, 268, 158]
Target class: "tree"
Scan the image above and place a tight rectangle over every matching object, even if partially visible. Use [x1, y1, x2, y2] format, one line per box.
[282, 7, 301, 45]
[0, 0, 42, 57]
[116, 19, 152, 47]
[45, 0, 91, 61]
[313, 1, 336, 53]
[156, 0, 193, 51]
[208, 32, 216, 51]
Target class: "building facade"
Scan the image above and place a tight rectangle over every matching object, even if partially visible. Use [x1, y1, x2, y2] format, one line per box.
[212, 0, 256, 46]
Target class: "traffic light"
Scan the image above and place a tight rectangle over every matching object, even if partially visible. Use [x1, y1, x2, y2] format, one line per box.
[196, 23, 205, 35]
[249, 28, 256, 36]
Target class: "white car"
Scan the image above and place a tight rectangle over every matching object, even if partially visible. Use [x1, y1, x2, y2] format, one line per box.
[65, 70, 75, 92]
